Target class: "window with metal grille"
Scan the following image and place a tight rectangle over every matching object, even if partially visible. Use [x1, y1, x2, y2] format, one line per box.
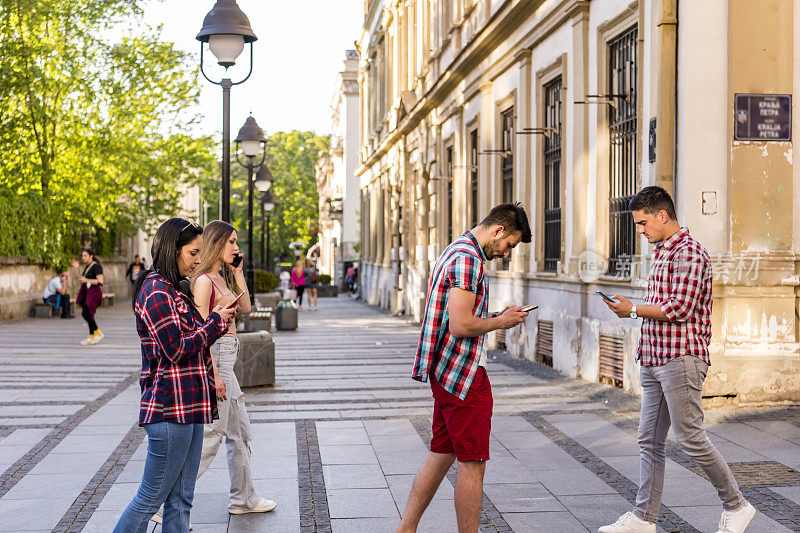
[470, 129, 479, 228]
[608, 27, 638, 276]
[543, 77, 562, 273]
[501, 108, 514, 203]
[599, 333, 624, 388]
[446, 145, 454, 242]
[536, 320, 554, 367]
[500, 107, 514, 270]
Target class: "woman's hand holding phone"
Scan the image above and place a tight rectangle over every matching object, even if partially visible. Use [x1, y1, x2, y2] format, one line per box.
[213, 304, 236, 324]
[229, 253, 244, 273]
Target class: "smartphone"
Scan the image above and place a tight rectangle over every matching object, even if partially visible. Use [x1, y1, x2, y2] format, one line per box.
[231, 253, 243, 268]
[224, 292, 245, 310]
[519, 305, 538, 312]
[596, 290, 618, 302]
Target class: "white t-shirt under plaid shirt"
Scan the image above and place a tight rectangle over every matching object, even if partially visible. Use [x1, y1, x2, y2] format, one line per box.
[637, 227, 713, 367]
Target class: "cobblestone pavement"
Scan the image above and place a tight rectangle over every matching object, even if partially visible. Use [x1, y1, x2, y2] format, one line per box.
[1, 297, 799, 532]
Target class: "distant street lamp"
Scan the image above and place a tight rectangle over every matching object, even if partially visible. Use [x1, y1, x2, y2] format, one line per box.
[255, 165, 273, 193]
[234, 116, 268, 303]
[196, 0, 258, 222]
[261, 189, 276, 270]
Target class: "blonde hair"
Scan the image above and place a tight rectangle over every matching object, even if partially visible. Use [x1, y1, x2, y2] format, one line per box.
[191, 220, 236, 291]
[294, 259, 305, 274]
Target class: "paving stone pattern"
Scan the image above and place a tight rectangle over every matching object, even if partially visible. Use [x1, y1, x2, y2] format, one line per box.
[1, 298, 799, 532]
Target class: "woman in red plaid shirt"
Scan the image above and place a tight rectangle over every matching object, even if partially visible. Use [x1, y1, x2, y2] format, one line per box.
[114, 218, 236, 533]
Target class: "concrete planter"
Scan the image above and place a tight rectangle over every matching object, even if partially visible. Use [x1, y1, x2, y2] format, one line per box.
[254, 291, 281, 309]
[317, 285, 339, 298]
[275, 300, 298, 330]
[233, 331, 275, 388]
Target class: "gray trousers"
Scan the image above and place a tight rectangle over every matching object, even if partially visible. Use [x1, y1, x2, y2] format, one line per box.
[634, 355, 744, 522]
[196, 337, 261, 510]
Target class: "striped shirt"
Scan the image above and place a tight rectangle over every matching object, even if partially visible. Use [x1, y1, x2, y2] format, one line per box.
[637, 227, 713, 366]
[412, 231, 489, 400]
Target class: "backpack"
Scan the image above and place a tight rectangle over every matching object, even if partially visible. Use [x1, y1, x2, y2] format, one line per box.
[309, 268, 319, 284]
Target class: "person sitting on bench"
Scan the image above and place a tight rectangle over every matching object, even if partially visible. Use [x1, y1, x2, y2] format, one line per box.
[42, 271, 74, 318]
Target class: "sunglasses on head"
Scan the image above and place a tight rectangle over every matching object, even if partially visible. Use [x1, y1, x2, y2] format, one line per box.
[181, 219, 200, 232]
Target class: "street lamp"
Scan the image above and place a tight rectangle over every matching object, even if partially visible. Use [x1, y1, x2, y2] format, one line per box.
[261, 189, 276, 271]
[196, 0, 258, 222]
[234, 115, 267, 304]
[255, 165, 273, 192]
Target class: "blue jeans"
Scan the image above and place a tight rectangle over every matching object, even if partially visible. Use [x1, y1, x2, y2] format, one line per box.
[114, 422, 204, 533]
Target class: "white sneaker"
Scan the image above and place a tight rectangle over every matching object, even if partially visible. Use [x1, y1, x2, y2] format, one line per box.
[90, 330, 103, 344]
[229, 498, 277, 514]
[598, 512, 656, 533]
[80, 334, 94, 345]
[717, 501, 756, 533]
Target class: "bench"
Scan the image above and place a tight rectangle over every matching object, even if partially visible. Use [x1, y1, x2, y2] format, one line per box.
[34, 303, 56, 318]
[245, 307, 273, 332]
[102, 293, 115, 307]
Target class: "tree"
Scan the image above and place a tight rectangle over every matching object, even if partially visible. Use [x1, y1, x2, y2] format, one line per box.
[200, 131, 328, 269]
[0, 1, 215, 268]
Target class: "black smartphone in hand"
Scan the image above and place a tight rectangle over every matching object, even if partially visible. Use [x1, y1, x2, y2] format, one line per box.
[231, 253, 243, 268]
[596, 290, 617, 302]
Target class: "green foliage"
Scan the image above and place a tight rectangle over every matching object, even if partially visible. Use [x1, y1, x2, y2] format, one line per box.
[318, 274, 332, 286]
[0, 1, 215, 268]
[254, 269, 279, 292]
[200, 131, 328, 267]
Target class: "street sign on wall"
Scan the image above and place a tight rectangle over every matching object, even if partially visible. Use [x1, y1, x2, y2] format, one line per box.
[734, 94, 792, 141]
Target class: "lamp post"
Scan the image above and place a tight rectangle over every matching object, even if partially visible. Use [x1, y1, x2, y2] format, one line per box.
[261, 189, 275, 271]
[234, 116, 268, 304]
[196, 0, 257, 222]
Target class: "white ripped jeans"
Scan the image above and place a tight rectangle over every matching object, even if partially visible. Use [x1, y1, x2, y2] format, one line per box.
[197, 336, 261, 510]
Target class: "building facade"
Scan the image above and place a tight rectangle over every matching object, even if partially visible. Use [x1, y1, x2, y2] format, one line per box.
[356, 0, 800, 403]
[316, 50, 362, 286]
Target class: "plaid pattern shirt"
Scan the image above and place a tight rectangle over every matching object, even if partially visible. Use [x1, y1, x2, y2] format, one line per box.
[413, 231, 489, 400]
[637, 227, 713, 366]
[135, 272, 227, 425]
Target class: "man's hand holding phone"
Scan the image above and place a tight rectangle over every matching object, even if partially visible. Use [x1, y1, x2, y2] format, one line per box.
[495, 305, 533, 329]
[597, 291, 634, 317]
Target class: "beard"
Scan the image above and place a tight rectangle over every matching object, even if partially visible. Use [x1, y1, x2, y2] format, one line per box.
[483, 238, 504, 260]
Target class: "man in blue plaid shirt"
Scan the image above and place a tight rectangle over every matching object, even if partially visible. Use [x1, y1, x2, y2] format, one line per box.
[399, 203, 532, 533]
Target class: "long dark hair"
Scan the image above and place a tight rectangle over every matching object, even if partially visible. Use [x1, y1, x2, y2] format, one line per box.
[131, 218, 203, 309]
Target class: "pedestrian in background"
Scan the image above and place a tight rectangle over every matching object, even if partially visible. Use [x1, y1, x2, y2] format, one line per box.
[599, 186, 754, 533]
[72, 249, 103, 345]
[290, 259, 307, 310]
[304, 258, 319, 311]
[344, 264, 356, 293]
[114, 218, 234, 533]
[398, 203, 532, 533]
[181, 220, 275, 517]
[127, 255, 144, 285]
[42, 271, 73, 318]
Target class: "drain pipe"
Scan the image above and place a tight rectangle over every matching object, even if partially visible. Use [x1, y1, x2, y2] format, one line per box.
[654, 0, 678, 195]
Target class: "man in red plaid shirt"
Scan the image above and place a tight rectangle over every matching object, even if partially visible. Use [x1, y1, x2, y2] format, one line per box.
[601, 187, 755, 533]
[399, 203, 531, 533]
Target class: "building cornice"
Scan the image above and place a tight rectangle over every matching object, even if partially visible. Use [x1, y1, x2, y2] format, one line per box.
[356, 0, 590, 177]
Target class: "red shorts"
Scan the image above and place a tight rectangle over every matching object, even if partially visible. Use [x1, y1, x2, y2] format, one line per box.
[429, 367, 493, 462]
